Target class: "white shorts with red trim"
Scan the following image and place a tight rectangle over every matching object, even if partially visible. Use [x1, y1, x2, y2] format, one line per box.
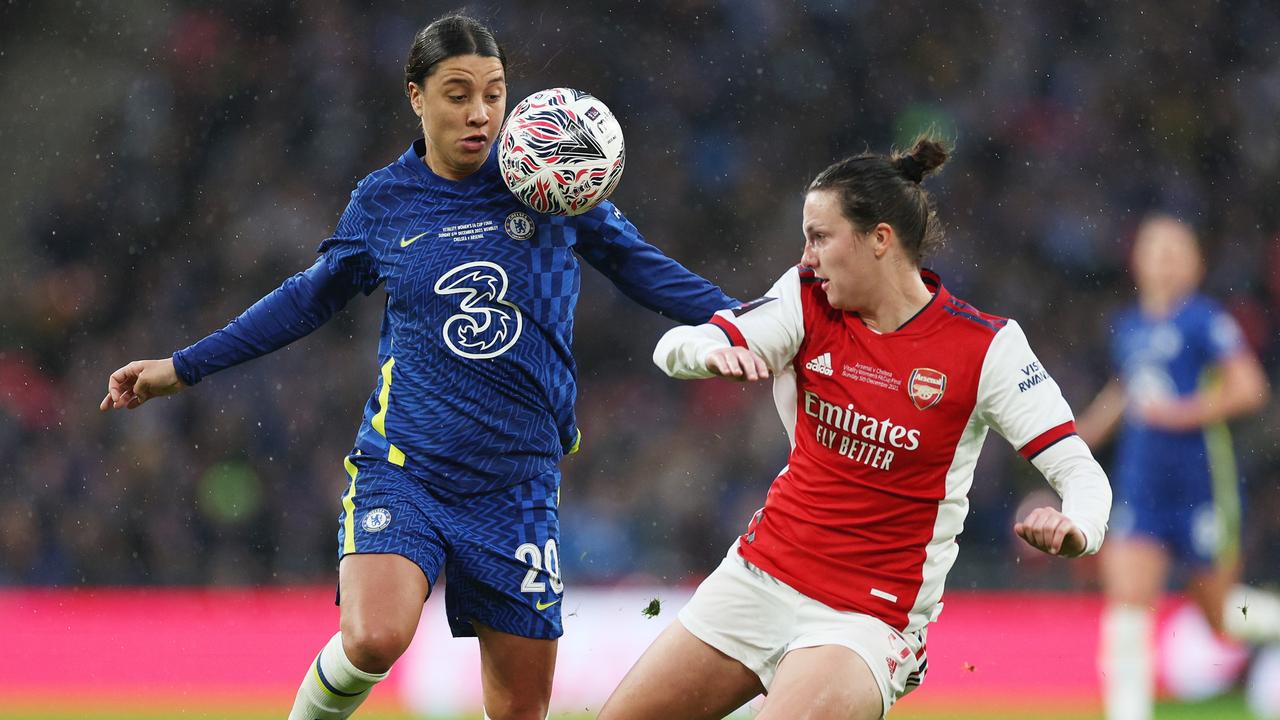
[677, 542, 928, 718]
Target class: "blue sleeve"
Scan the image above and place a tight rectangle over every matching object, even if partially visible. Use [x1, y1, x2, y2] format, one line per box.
[1107, 309, 1128, 374]
[573, 201, 738, 324]
[1200, 299, 1246, 362]
[315, 190, 381, 294]
[171, 257, 364, 386]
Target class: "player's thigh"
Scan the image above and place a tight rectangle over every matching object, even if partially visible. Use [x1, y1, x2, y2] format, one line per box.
[474, 621, 557, 719]
[757, 645, 881, 720]
[1101, 536, 1170, 606]
[335, 456, 444, 669]
[338, 553, 430, 670]
[443, 472, 564, 641]
[598, 619, 764, 720]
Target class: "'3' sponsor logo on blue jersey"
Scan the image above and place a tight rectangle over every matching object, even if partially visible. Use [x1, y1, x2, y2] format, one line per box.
[434, 261, 523, 359]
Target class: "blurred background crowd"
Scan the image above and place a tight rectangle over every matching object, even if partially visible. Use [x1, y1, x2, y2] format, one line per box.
[2, 0, 1278, 591]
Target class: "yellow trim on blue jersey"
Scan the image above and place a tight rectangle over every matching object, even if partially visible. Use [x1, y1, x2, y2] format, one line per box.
[1200, 368, 1241, 567]
[1204, 420, 1241, 567]
[557, 429, 579, 508]
[372, 357, 406, 466]
[342, 456, 359, 555]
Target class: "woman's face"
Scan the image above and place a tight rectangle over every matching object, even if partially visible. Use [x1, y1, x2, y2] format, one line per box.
[1132, 217, 1202, 301]
[800, 189, 879, 311]
[408, 54, 507, 180]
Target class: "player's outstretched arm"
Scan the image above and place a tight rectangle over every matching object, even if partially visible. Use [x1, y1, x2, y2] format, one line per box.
[653, 324, 731, 380]
[573, 203, 739, 325]
[653, 268, 804, 381]
[653, 328, 769, 382]
[1138, 351, 1270, 431]
[1075, 378, 1125, 448]
[978, 322, 1112, 556]
[1014, 506, 1088, 557]
[158, 258, 366, 388]
[99, 358, 186, 411]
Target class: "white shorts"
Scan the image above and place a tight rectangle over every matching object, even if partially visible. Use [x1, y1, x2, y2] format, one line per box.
[678, 543, 927, 718]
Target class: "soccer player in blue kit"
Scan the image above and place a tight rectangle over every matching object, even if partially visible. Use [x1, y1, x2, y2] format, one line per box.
[99, 14, 735, 720]
[1077, 215, 1278, 720]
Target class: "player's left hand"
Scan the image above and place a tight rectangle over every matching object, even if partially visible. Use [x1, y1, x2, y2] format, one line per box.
[1014, 507, 1087, 557]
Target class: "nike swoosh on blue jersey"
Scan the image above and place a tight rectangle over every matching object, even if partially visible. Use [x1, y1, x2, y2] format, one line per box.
[400, 232, 429, 248]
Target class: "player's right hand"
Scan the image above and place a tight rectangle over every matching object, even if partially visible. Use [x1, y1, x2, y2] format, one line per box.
[1014, 506, 1087, 557]
[705, 347, 769, 382]
[99, 358, 187, 411]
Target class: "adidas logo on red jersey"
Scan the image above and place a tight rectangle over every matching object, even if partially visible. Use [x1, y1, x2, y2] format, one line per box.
[805, 352, 834, 376]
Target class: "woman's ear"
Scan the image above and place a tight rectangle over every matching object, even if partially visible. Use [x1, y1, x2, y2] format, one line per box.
[408, 83, 423, 117]
[872, 222, 894, 259]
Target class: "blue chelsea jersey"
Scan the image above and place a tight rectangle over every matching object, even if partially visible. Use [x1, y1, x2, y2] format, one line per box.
[1111, 293, 1244, 448]
[318, 140, 735, 492]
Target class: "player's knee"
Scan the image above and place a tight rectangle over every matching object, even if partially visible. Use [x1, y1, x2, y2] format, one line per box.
[483, 694, 550, 720]
[340, 621, 412, 674]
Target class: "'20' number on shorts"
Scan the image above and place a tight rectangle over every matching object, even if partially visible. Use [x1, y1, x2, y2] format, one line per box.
[515, 539, 564, 594]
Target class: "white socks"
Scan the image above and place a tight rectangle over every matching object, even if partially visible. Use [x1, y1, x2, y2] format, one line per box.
[1101, 587, 1280, 720]
[1101, 604, 1154, 720]
[1224, 585, 1280, 644]
[288, 632, 389, 720]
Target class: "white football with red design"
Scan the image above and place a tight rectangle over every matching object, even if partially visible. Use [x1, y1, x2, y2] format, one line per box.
[498, 88, 625, 216]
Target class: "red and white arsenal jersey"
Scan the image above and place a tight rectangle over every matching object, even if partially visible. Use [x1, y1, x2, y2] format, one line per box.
[655, 266, 1109, 632]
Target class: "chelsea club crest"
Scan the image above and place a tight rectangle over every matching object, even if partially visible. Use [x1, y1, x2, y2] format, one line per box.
[362, 507, 392, 533]
[504, 211, 536, 240]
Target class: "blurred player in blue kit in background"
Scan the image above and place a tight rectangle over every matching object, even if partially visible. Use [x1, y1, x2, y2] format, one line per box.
[1077, 215, 1279, 720]
[99, 13, 735, 720]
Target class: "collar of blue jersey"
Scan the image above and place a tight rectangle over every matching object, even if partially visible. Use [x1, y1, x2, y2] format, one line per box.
[401, 138, 499, 186]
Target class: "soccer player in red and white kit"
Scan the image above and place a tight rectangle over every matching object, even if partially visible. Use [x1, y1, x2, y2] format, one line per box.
[598, 137, 1113, 720]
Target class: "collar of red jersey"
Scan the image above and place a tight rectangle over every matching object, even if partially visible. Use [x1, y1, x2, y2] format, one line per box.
[843, 268, 948, 336]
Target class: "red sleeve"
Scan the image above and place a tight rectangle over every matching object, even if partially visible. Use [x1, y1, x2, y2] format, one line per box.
[1018, 420, 1077, 460]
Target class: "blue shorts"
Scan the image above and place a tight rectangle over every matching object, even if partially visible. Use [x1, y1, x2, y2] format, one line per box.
[336, 454, 564, 640]
[1111, 438, 1239, 568]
